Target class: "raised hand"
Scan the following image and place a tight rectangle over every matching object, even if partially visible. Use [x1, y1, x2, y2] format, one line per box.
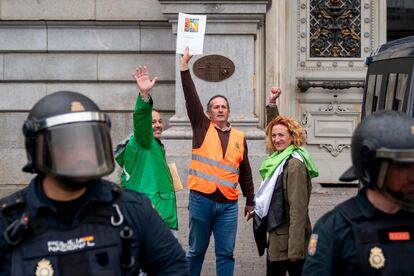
[180, 47, 193, 71]
[132, 66, 159, 98]
[269, 87, 282, 105]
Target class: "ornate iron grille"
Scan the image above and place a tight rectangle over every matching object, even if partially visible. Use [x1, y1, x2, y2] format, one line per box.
[309, 0, 361, 58]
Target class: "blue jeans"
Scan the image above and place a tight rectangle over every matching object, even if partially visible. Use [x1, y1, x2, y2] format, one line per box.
[187, 191, 238, 276]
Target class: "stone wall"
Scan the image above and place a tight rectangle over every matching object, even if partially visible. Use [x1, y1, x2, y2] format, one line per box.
[0, 0, 178, 191]
[0, 1, 362, 275]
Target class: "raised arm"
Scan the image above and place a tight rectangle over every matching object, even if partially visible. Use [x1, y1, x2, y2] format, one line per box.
[266, 87, 281, 125]
[180, 47, 209, 129]
[132, 66, 159, 149]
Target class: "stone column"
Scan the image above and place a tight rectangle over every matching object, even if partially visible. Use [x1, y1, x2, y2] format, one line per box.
[157, 3, 270, 274]
[158, 1, 270, 189]
[159, 0, 269, 141]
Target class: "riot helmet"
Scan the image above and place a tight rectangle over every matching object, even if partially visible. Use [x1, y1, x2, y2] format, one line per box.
[22, 91, 115, 182]
[340, 111, 414, 210]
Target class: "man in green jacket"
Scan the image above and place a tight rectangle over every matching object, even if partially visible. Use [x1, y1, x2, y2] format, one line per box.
[116, 65, 178, 235]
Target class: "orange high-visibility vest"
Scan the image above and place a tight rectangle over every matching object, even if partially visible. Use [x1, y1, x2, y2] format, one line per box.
[187, 122, 245, 200]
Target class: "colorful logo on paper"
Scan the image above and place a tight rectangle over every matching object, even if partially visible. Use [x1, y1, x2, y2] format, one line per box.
[185, 18, 199, 32]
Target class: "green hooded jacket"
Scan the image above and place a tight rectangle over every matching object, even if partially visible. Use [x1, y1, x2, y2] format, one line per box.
[116, 95, 178, 230]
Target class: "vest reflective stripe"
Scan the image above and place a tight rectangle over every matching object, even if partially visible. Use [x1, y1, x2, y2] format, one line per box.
[189, 168, 238, 189]
[187, 123, 245, 200]
[191, 154, 240, 174]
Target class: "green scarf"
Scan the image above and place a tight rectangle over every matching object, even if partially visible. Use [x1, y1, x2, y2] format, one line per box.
[259, 144, 319, 180]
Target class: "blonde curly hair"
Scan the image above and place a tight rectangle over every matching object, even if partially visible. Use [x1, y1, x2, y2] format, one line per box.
[265, 115, 306, 153]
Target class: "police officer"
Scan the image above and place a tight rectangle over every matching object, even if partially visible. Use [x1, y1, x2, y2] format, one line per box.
[302, 110, 414, 275]
[0, 91, 188, 275]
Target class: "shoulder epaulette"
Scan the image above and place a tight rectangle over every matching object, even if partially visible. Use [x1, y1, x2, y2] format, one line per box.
[100, 180, 121, 193]
[336, 197, 364, 222]
[0, 191, 25, 215]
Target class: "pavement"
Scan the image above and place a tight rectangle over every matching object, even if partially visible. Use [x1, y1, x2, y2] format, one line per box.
[175, 184, 357, 275]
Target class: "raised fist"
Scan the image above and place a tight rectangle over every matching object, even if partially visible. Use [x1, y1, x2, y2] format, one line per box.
[269, 87, 282, 104]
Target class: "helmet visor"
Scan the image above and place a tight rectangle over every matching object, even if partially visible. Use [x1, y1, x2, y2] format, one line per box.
[376, 148, 414, 163]
[35, 122, 114, 180]
[379, 161, 414, 211]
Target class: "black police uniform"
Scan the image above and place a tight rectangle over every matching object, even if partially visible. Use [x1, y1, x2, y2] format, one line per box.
[0, 175, 188, 276]
[302, 189, 414, 275]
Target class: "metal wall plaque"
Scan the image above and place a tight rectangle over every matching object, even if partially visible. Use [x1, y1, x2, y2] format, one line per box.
[193, 55, 235, 82]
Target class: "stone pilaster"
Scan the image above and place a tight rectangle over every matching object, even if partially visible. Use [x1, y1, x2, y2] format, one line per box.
[159, 0, 269, 141]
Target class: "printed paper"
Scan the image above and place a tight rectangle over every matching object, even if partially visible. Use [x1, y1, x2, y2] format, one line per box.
[176, 12, 207, 55]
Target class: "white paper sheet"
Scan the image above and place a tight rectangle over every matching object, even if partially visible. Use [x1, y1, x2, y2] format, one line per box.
[176, 13, 207, 55]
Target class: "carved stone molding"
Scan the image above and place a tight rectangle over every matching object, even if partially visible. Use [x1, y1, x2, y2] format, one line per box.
[320, 143, 351, 157]
[318, 101, 349, 113]
[301, 101, 359, 157]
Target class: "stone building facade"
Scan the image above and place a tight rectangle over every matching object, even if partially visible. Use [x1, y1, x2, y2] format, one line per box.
[0, 0, 407, 274]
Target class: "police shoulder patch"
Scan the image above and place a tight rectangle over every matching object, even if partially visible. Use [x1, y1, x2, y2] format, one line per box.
[307, 233, 319, 256]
